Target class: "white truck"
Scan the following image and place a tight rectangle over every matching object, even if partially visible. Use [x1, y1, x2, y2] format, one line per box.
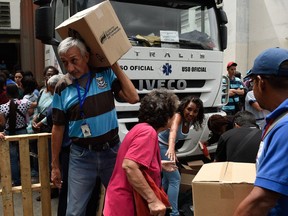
[34, 0, 229, 161]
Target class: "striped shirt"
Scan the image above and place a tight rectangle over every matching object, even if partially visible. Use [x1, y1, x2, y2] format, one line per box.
[52, 68, 121, 144]
[222, 76, 243, 113]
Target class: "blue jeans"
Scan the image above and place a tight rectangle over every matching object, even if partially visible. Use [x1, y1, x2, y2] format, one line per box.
[58, 146, 102, 216]
[5, 128, 27, 186]
[160, 144, 180, 216]
[66, 142, 119, 216]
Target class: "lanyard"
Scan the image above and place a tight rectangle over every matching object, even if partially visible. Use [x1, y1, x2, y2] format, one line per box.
[261, 111, 288, 141]
[76, 72, 91, 118]
[261, 119, 273, 141]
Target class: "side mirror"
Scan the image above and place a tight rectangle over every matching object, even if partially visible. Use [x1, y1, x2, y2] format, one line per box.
[219, 9, 228, 50]
[35, 5, 59, 45]
[220, 25, 227, 50]
[33, 0, 51, 6]
[219, 9, 228, 25]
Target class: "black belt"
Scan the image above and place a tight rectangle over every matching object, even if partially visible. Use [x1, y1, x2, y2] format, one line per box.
[73, 135, 120, 152]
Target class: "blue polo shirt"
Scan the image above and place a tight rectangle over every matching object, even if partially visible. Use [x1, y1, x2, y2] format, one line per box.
[255, 99, 288, 216]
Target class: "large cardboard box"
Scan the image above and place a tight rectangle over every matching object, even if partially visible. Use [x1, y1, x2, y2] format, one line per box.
[56, 0, 132, 67]
[192, 162, 256, 216]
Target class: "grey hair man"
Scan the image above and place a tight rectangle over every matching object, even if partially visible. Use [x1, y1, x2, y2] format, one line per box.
[51, 37, 139, 215]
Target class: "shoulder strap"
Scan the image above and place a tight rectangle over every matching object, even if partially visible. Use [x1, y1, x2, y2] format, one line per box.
[263, 112, 288, 140]
[229, 128, 260, 159]
[37, 88, 44, 104]
[240, 128, 260, 145]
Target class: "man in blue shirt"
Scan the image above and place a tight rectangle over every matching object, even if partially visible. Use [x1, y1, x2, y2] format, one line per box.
[234, 47, 288, 216]
[50, 37, 139, 215]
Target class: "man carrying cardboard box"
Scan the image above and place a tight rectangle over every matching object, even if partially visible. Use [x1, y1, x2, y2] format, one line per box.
[50, 37, 139, 215]
[234, 47, 288, 216]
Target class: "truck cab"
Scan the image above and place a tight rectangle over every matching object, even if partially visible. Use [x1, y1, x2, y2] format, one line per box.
[34, 0, 229, 161]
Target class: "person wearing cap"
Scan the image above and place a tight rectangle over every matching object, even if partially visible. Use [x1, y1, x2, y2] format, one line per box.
[222, 61, 245, 116]
[244, 70, 270, 130]
[243, 69, 254, 91]
[234, 47, 288, 216]
[245, 89, 269, 130]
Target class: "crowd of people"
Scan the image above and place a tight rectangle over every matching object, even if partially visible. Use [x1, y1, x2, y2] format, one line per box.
[0, 67, 49, 185]
[1, 39, 288, 216]
[221, 61, 270, 129]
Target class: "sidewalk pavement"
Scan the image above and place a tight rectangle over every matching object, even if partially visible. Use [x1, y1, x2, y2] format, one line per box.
[0, 192, 58, 216]
[0, 178, 58, 216]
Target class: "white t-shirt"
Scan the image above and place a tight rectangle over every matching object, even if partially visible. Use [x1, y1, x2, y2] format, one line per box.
[245, 90, 270, 129]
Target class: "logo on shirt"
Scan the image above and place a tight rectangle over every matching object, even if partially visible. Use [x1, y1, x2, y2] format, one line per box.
[96, 76, 107, 89]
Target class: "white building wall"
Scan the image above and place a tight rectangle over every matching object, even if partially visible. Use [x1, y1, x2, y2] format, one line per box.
[223, 0, 249, 76]
[224, 0, 288, 77]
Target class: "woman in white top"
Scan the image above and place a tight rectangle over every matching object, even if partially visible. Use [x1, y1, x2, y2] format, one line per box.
[158, 96, 204, 216]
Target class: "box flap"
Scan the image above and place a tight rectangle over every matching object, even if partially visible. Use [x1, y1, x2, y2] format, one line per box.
[224, 162, 256, 183]
[192, 162, 256, 184]
[187, 160, 204, 167]
[56, 2, 105, 30]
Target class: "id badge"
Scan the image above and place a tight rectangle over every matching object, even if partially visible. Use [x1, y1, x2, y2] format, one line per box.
[81, 123, 92, 138]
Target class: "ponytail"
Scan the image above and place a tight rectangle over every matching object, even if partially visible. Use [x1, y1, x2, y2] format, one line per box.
[7, 99, 17, 135]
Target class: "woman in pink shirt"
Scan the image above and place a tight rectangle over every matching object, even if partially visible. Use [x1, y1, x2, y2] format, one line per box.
[104, 89, 179, 216]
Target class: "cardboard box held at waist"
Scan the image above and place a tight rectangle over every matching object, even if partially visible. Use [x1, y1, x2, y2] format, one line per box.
[56, 0, 131, 67]
[192, 162, 256, 216]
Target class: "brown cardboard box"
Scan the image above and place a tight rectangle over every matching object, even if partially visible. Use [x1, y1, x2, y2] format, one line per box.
[180, 172, 195, 193]
[56, 1, 132, 67]
[180, 160, 204, 192]
[187, 160, 204, 172]
[192, 162, 256, 216]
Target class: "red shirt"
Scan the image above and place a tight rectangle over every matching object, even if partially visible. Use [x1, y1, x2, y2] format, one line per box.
[104, 123, 161, 216]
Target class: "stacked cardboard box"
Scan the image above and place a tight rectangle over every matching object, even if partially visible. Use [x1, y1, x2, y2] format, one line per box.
[192, 162, 256, 216]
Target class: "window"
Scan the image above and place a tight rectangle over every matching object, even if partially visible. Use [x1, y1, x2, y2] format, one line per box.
[0, 2, 10, 27]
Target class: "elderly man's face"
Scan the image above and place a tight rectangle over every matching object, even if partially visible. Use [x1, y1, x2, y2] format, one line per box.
[60, 46, 89, 79]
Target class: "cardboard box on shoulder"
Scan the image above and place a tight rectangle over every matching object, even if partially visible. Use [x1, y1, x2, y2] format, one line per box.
[56, 0, 132, 67]
[192, 162, 256, 216]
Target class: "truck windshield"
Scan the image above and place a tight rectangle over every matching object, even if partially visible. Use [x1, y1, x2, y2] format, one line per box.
[54, 0, 220, 50]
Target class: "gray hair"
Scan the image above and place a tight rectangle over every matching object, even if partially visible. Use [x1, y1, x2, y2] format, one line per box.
[57, 37, 88, 57]
[138, 88, 179, 130]
[47, 74, 64, 88]
[233, 110, 258, 128]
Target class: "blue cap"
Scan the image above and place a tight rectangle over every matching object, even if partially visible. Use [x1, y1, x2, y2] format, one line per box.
[243, 69, 252, 80]
[250, 47, 288, 77]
